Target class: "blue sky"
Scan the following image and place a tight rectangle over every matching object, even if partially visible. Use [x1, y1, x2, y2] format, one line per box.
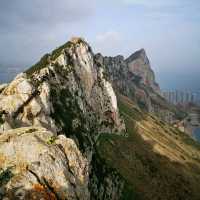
[0, 0, 199, 91]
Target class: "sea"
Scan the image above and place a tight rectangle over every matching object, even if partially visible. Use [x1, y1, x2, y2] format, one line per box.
[193, 127, 200, 142]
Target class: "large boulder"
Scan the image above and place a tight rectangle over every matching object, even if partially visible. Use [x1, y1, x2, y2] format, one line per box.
[0, 127, 89, 200]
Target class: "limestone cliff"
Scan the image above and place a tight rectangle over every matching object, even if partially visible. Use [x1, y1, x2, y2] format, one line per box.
[0, 38, 126, 199]
[95, 50, 184, 123]
[0, 38, 124, 144]
[0, 127, 89, 199]
[0, 37, 189, 200]
[126, 49, 160, 94]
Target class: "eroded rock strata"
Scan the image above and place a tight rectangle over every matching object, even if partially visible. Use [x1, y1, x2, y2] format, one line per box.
[0, 38, 125, 199]
[95, 50, 184, 123]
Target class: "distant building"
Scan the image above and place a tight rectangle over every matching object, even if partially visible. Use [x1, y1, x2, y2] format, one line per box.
[162, 90, 199, 105]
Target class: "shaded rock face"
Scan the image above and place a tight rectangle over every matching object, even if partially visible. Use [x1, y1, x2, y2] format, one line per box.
[0, 84, 7, 94]
[126, 49, 161, 94]
[89, 153, 124, 200]
[0, 38, 126, 199]
[0, 73, 56, 133]
[0, 127, 89, 200]
[95, 51, 176, 123]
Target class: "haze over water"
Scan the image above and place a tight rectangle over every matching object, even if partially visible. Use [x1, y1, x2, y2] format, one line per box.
[0, 0, 200, 91]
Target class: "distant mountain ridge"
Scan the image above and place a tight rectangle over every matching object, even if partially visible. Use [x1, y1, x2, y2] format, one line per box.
[126, 48, 160, 94]
[95, 48, 185, 123]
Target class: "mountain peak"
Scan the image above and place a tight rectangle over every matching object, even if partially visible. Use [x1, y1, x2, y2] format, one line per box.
[125, 48, 148, 64]
[70, 36, 86, 44]
[135, 48, 146, 55]
[1, 37, 125, 139]
[25, 37, 92, 77]
[124, 48, 161, 94]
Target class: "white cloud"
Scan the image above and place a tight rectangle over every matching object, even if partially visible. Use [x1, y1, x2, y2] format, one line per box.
[120, 0, 181, 7]
[96, 31, 121, 43]
[0, 0, 96, 66]
[93, 31, 124, 56]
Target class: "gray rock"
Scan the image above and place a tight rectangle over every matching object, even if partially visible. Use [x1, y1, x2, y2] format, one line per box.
[0, 84, 7, 94]
[126, 49, 161, 94]
[0, 126, 89, 200]
[95, 50, 177, 123]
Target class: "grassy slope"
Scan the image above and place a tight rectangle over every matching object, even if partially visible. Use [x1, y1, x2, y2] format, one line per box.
[97, 94, 200, 200]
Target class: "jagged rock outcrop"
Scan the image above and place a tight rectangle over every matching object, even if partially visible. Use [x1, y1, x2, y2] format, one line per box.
[0, 38, 125, 147]
[0, 84, 7, 95]
[0, 37, 187, 200]
[126, 49, 161, 94]
[95, 50, 183, 123]
[0, 38, 126, 199]
[0, 127, 89, 200]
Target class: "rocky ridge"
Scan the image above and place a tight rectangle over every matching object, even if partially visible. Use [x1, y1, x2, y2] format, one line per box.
[126, 48, 160, 94]
[0, 38, 126, 199]
[95, 50, 184, 123]
[0, 37, 189, 200]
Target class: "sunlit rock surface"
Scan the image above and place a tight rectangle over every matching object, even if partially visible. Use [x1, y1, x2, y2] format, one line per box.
[0, 38, 126, 199]
[0, 127, 89, 200]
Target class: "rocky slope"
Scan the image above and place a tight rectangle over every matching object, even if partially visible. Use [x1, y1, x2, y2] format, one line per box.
[0, 38, 126, 199]
[0, 37, 199, 200]
[97, 94, 200, 200]
[95, 50, 184, 123]
[0, 127, 89, 199]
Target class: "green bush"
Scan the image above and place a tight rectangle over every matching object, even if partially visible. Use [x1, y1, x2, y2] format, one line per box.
[26, 54, 50, 76]
[0, 167, 13, 187]
[0, 112, 4, 125]
[51, 41, 73, 60]
[47, 136, 57, 145]
[121, 183, 140, 200]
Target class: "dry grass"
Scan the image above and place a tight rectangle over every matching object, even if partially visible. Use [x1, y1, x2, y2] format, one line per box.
[98, 94, 200, 200]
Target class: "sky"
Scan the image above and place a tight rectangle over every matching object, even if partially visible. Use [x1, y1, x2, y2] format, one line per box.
[0, 0, 200, 91]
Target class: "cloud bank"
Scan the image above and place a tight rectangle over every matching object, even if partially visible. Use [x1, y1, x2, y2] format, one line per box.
[0, 0, 199, 91]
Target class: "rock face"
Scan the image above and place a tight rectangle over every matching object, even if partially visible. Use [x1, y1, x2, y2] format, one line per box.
[0, 38, 124, 145]
[0, 84, 7, 94]
[0, 127, 89, 200]
[95, 51, 181, 123]
[0, 38, 126, 199]
[0, 37, 186, 199]
[126, 49, 161, 94]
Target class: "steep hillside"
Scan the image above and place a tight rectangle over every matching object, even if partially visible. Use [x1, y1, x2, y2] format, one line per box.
[95, 51, 185, 123]
[0, 38, 126, 199]
[0, 38, 199, 200]
[98, 94, 200, 200]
